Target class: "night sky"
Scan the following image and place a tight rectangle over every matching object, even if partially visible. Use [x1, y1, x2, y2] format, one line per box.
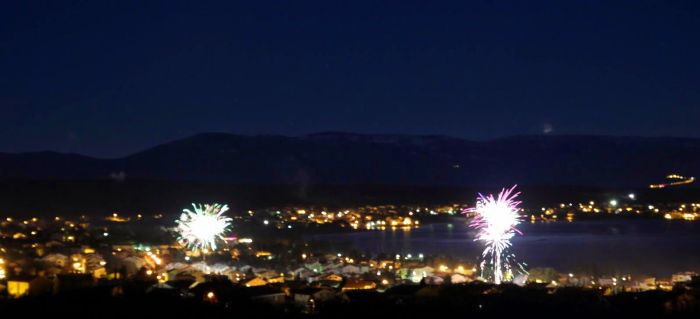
[2, 1, 699, 158]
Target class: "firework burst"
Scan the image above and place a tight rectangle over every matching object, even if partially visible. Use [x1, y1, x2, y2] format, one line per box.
[176, 203, 232, 252]
[466, 185, 524, 284]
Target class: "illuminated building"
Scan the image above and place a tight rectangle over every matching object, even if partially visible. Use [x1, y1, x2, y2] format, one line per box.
[7, 279, 30, 298]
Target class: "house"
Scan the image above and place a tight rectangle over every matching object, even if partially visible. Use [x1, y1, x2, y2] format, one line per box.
[672, 272, 697, 284]
[248, 285, 287, 305]
[256, 269, 282, 280]
[304, 261, 323, 274]
[378, 260, 398, 269]
[406, 266, 434, 283]
[243, 276, 268, 287]
[627, 276, 657, 292]
[323, 263, 343, 274]
[292, 287, 337, 306]
[111, 244, 136, 253]
[188, 279, 238, 303]
[4, 275, 52, 298]
[266, 276, 285, 284]
[321, 273, 343, 282]
[341, 280, 376, 291]
[423, 275, 445, 285]
[117, 256, 146, 276]
[598, 278, 614, 287]
[92, 267, 107, 279]
[317, 273, 344, 288]
[166, 262, 199, 280]
[40, 253, 69, 268]
[238, 265, 253, 274]
[206, 263, 232, 275]
[657, 280, 673, 291]
[450, 273, 469, 284]
[222, 269, 246, 283]
[6, 276, 32, 298]
[341, 265, 361, 276]
[357, 264, 372, 273]
[642, 276, 656, 286]
[292, 267, 315, 281]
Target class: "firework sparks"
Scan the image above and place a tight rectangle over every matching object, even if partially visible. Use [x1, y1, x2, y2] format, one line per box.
[176, 203, 232, 252]
[466, 185, 523, 284]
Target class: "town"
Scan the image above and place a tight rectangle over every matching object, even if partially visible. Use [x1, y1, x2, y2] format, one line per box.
[1, 197, 698, 316]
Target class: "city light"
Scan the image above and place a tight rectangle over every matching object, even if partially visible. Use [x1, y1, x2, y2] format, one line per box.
[649, 174, 695, 189]
[0, 258, 5, 279]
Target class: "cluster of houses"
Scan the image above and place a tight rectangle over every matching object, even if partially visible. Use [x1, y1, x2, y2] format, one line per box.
[529, 270, 699, 295]
[2, 238, 698, 311]
[1, 243, 482, 311]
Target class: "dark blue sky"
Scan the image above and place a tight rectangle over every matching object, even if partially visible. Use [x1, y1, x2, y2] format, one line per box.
[2, 1, 699, 157]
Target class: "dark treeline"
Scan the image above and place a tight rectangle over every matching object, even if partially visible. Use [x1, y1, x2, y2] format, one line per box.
[1, 179, 699, 216]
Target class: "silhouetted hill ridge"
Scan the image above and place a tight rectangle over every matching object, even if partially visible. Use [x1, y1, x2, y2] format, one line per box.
[1, 133, 699, 187]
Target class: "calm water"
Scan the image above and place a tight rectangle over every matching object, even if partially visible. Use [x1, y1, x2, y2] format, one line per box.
[308, 219, 700, 275]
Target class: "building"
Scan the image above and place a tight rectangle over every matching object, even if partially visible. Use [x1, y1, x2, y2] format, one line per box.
[248, 285, 287, 305]
[672, 272, 697, 284]
[341, 280, 377, 291]
[292, 287, 337, 307]
[6, 276, 31, 298]
[450, 273, 469, 284]
[243, 277, 268, 287]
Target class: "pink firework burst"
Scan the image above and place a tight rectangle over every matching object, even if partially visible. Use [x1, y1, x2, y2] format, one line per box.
[466, 185, 523, 284]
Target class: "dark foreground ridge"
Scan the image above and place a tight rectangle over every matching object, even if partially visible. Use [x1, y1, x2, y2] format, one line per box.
[2, 278, 699, 318]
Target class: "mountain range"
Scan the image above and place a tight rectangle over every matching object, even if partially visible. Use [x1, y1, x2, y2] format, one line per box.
[1, 132, 699, 188]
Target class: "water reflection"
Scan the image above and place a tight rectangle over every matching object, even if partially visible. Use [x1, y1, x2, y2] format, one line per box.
[308, 219, 700, 275]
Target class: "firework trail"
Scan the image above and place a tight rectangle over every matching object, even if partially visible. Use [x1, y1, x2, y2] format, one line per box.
[466, 185, 524, 284]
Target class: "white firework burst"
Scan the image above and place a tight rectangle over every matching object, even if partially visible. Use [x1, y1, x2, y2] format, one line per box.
[176, 203, 232, 252]
[466, 185, 524, 284]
